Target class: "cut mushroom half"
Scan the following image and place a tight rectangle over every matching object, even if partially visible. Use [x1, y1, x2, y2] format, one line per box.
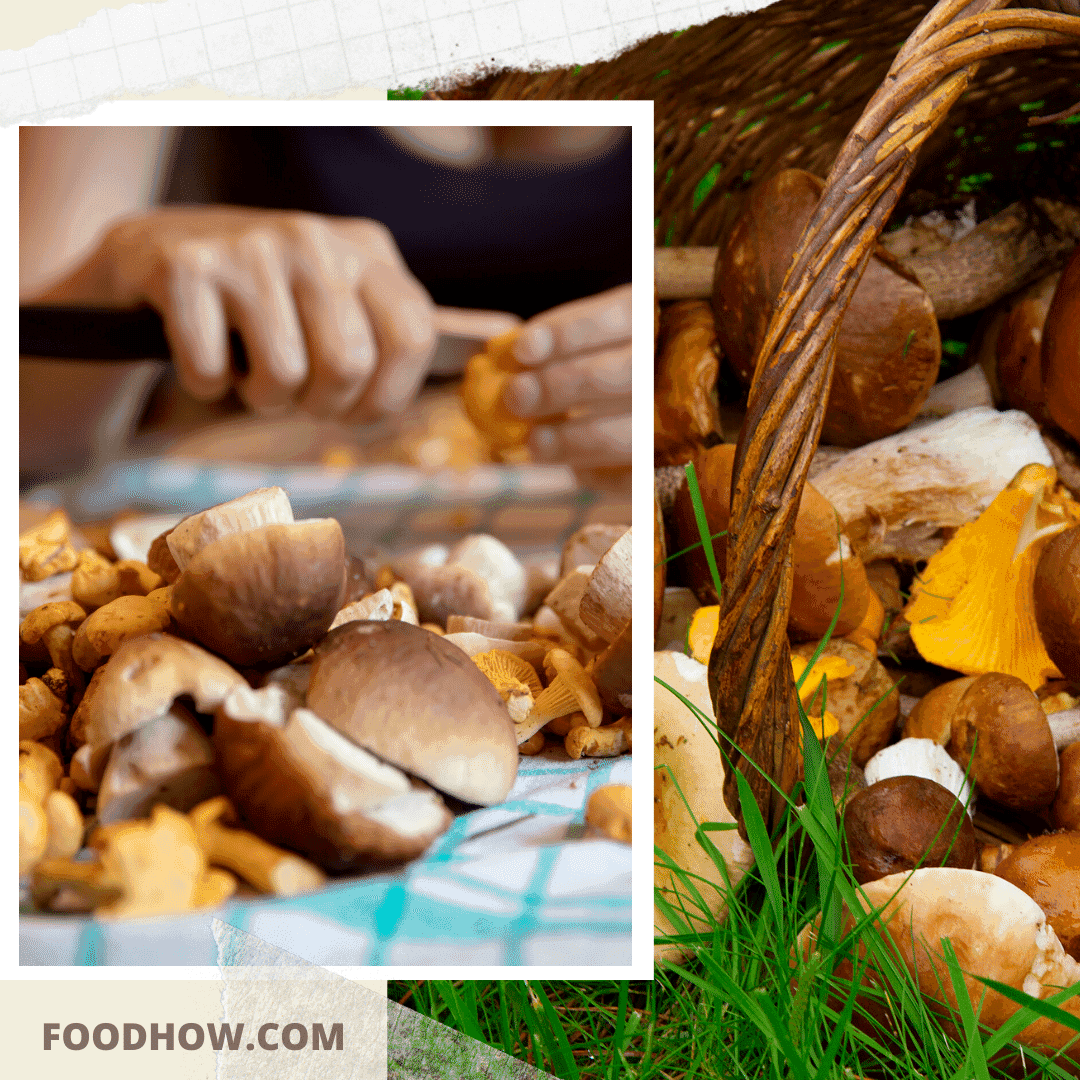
[214, 684, 452, 871]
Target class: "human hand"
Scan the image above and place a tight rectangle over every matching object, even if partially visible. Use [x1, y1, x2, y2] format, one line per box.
[44, 206, 436, 420]
[500, 284, 632, 467]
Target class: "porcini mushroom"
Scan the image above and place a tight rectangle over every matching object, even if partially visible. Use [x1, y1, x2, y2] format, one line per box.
[811, 408, 1056, 564]
[94, 704, 221, 824]
[713, 168, 940, 446]
[863, 738, 973, 814]
[1034, 525, 1080, 683]
[995, 832, 1080, 961]
[654, 300, 722, 465]
[170, 516, 346, 668]
[905, 464, 1080, 689]
[654, 650, 755, 962]
[907, 672, 1074, 813]
[392, 535, 527, 625]
[670, 445, 871, 637]
[799, 868, 1080, 1068]
[306, 620, 519, 805]
[843, 776, 975, 884]
[1041, 243, 1080, 443]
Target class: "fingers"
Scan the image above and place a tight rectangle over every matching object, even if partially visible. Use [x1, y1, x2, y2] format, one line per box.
[528, 410, 632, 468]
[224, 232, 308, 414]
[345, 261, 436, 421]
[502, 345, 631, 418]
[513, 283, 632, 367]
[157, 270, 232, 402]
[292, 280, 376, 418]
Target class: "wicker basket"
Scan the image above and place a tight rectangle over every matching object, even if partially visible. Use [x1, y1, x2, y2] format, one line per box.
[434, 0, 1080, 832]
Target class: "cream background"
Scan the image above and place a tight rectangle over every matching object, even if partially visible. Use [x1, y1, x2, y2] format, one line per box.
[7, 978, 387, 1079]
[1, 0, 777, 122]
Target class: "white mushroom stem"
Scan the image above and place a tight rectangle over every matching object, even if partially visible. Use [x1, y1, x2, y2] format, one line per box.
[1049, 709, 1080, 752]
[863, 737, 974, 817]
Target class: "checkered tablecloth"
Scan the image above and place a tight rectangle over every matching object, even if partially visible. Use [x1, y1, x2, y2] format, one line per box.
[21, 752, 631, 966]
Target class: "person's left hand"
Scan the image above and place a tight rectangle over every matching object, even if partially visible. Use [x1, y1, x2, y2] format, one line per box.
[499, 284, 632, 468]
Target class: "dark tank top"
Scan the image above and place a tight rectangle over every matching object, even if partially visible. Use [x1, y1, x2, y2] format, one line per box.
[161, 127, 632, 319]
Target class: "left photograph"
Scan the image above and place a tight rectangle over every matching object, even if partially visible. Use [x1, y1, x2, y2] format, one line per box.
[18, 119, 634, 967]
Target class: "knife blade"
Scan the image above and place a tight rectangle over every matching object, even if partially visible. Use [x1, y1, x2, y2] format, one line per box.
[18, 304, 514, 377]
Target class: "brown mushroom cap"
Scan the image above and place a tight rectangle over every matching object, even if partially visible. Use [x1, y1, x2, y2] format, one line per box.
[214, 686, 452, 871]
[713, 168, 940, 447]
[949, 672, 1059, 812]
[1053, 743, 1080, 832]
[843, 775, 975, 884]
[1042, 243, 1080, 443]
[170, 518, 346, 668]
[788, 483, 870, 640]
[671, 444, 870, 636]
[1034, 525, 1080, 683]
[995, 832, 1080, 961]
[306, 620, 518, 806]
[74, 632, 246, 751]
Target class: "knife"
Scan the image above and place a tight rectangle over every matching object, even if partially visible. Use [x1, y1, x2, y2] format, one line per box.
[19, 304, 516, 377]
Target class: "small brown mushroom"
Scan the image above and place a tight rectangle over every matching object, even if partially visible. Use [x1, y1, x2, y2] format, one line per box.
[654, 300, 721, 465]
[1052, 743, 1080, 831]
[20, 600, 86, 687]
[908, 672, 1073, 813]
[995, 832, 1080, 961]
[1034, 525, 1080, 683]
[843, 776, 976, 884]
[565, 716, 631, 759]
[1041, 243, 1080, 443]
[72, 594, 172, 671]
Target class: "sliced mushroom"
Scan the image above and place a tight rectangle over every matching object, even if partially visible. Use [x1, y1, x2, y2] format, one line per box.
[214, 684, 453, 871]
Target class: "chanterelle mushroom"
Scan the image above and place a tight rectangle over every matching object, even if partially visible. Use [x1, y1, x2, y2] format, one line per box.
[306, 620, 519, 806]
[905, 463, 1080, 689]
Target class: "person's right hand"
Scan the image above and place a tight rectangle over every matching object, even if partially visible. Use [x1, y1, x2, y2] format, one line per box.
[42, 206, 437, 420]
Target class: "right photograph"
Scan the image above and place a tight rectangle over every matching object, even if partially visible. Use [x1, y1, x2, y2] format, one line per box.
[648, 0, 1080, 1075]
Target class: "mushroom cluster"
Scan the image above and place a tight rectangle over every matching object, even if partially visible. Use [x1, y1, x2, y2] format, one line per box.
[18, 488, 631, 918]
[654, 179, 1080, 1050]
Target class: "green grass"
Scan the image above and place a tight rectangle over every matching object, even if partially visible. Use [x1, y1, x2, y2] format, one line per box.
[391, 466, 1080, 1079]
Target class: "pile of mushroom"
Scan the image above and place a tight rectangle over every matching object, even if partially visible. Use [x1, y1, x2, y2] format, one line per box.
[654, 174, 1080, 1050]
[18, 487, 632, 917]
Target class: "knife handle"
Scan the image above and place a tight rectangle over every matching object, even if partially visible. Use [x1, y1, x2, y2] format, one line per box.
[19, 304, 249, 372]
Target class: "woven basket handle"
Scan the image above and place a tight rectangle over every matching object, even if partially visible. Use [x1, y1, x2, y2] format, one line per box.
[708, 0, 1080, 836]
